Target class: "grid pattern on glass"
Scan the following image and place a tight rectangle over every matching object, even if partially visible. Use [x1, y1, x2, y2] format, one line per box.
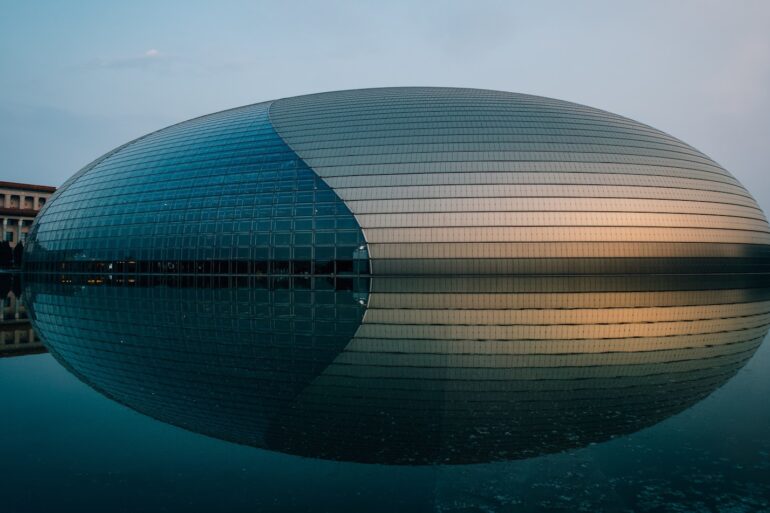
[23, 102, 368, 276]
[269, 87, 770, 272]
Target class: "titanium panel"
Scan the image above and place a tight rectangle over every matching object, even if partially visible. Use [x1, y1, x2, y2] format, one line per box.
[269, 87, 770, 274]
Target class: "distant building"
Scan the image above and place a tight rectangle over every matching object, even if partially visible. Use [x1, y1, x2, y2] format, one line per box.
[0, 181, 56, 247]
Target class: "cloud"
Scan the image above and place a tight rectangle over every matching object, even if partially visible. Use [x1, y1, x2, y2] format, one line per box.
[83, 49, 173, 70]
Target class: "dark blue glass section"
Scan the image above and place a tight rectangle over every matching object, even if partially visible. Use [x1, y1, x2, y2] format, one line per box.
[23, 102, 368, 278]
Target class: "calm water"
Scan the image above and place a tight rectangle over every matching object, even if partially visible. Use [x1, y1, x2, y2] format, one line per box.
[2, 274, 770, 512]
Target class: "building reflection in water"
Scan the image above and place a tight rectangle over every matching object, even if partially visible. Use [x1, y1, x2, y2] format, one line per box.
[0, 273, 43, 357]
[22, 272, 770, 464]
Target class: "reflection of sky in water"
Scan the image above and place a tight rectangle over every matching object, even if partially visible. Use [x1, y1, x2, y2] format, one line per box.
[3, 273, 767, 492]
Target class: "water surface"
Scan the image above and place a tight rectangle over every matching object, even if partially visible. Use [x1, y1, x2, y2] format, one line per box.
[2, 273, 770, 512]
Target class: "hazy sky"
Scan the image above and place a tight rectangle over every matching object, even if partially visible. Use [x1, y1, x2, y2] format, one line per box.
[2, 1, 769, 209]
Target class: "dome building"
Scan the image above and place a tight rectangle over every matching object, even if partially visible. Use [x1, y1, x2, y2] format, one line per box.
[23, 87, 770, 275]
[21, 88, 770, 464]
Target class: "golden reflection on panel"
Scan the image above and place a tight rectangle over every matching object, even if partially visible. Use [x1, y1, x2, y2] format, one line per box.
[270, 88, 770, 274]
[335, 184, 756, 202]
[349, 197, 764, 216]
[355, 212, 770, 230]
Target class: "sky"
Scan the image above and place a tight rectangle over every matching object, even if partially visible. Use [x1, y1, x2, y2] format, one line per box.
[1, 0, 769, 210]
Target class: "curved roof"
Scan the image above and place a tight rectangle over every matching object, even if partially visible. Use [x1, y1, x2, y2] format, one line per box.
[24, 87, 770, 275]
[270, 87, 770, 273]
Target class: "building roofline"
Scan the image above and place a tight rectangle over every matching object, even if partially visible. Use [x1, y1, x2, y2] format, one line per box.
[0, 181, 56, 193]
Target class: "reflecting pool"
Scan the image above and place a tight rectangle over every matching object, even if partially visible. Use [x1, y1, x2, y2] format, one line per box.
[2, 272, 770, 511]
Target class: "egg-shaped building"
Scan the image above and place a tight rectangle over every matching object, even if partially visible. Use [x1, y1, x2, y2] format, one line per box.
[21, 87, 770, 464]
[23, 87, 770, 275]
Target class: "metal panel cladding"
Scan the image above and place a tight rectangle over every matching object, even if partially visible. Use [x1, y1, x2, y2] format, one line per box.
[269, 87, 770, 275]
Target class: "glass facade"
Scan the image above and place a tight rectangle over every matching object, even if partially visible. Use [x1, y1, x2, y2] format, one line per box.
[23, 102, 368, 279]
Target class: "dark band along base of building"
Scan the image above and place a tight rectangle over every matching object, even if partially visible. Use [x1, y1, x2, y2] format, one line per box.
[20, 88, 770, 464]
[22, 87, 770, 276]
